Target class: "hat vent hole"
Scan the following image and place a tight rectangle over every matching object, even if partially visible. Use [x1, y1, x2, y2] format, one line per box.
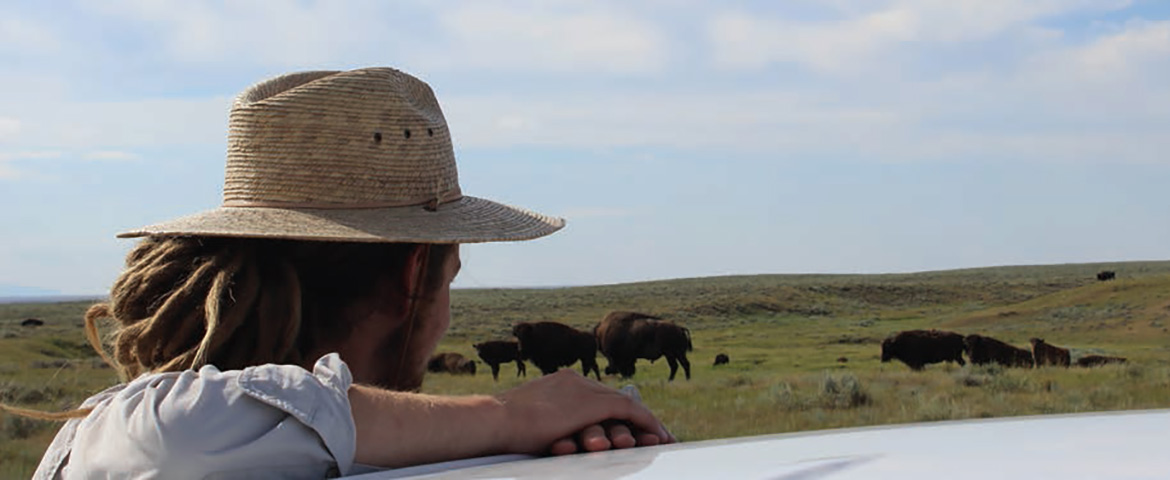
[373, 132, 382, 143]
[404, 129, 412, 139]
[427, 128, 434, 137]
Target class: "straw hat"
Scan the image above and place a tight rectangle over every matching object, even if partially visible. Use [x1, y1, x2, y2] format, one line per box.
[118, 67, 564, 243]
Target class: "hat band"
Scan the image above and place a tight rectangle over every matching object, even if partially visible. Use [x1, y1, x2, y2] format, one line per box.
[222, 188, 463, 210]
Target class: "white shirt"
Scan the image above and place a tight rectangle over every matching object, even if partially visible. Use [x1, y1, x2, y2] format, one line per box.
[34, 354, 358, 479]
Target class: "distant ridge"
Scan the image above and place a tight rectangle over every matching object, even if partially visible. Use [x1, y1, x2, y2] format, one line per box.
[489, 259, 1170, 290]
[0, 295, 104, 305]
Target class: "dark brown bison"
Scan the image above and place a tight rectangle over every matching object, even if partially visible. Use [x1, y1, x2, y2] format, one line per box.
[1030, 338, 1071, 367]
[426, 352, 477, 375]
[713, 353, 730, 366]
[880, 330, 966, 371]
[1076, 354, 1128, 367]
[20, 318, 44, 327]
[594, 311, 693, 381]
[512, 322, 600, 380]
[964, 334, 1034, 368]
[1097, 270, 1116, 281]
[473, 340, 527, 381]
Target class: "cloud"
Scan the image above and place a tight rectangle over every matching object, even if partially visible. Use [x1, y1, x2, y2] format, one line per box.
[0, 150, 63, 180]
[82, 1, 668, 75]
[83, 150, 140, 161]
[443, 90, 898, 151]
[709, 9, 915, 73]
[1065, 19, 1170, 77]
[3, 96, 230, 149]
[0, 11, 61, 56]
[708, 0, 1133, 73]
[82, 0, 400, 67]
[0, 150, 63, 161]
[0, 117, 20, 140]
[433, 3, 669, 74]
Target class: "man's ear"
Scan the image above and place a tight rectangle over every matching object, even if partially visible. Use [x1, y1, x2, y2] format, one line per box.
[400, 244, 429, 299]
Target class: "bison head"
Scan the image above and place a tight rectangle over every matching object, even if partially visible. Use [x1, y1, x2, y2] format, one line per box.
[604, 362, 636, 378]
[512, 323, 532, 339]
[880, 338, 892, 362]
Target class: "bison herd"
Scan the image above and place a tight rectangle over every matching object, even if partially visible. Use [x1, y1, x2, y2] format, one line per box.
[881, 329, 1127, 371]
[428, 311, 695, 382]
[426, 312, 1131, 383]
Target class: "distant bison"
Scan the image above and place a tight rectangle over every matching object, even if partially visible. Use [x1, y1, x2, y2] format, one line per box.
[880, 330, 966, 371]
[426, 352, 477, 375]
[595, 311, 693, 381]
[1030, 338, 1071, 367]
[513, 322, 600, 380]
[964, 334, 1033, 368]
[1076, 354, 1128, 367]
[713, 353, 730, 366]
[837, 356, 849, 363]
[20, 318, 44, 327]
[473, 340, 527, 381]
[1097, 270, 1116, 281]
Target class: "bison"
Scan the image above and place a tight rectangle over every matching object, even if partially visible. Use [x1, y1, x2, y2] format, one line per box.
[713, 353, 730, 366]
[512, 322, 600, 380]
[880, 329, 966, 371]
[1076, 354, 1127, 367]
[426, 352, 477, 375]
[1096, 270, 1116, 281]
[594, 311, 693, 381]
[473, 340, 527, 381]
[964, 334, 1034, 368]
[1030, 338, 1071, 367]
[20, 318, 44, 327]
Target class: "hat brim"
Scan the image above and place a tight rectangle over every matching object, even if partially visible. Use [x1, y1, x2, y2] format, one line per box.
[116, 196, 565, 244]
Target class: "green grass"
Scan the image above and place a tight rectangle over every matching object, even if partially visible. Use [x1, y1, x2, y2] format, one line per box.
[3, 260, 1170, 477]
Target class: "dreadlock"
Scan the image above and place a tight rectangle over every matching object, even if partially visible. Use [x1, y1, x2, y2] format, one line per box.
[1, 236, 455, 421]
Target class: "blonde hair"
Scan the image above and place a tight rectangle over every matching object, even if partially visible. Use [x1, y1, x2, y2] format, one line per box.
[2, 236, 454, 421]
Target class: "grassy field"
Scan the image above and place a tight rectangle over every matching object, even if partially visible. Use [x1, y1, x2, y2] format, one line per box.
[2, 260, 1170, 477]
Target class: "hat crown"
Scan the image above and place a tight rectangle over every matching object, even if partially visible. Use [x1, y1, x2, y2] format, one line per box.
[224, 68, 460, 208]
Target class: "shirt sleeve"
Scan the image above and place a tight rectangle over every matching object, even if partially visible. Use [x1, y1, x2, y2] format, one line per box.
[65, 354, 358, 479]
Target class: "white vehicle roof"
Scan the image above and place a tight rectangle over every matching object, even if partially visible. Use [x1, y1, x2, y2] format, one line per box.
[345, 408, 1170, 479]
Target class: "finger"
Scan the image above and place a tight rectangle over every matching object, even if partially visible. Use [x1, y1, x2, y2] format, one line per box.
[605, 422, 636, 449]
[579, 424, 611, 452]
[634, 432, 662, 447]
[605, 395, 672, 444]
[549, 437, 578, 456]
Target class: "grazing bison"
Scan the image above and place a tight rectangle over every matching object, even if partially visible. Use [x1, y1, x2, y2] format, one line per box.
[20, 318, 44, 327]
[1076, 355, 1128, 367]
[473, 340, 527, 381]
[426, 352, 477, 375]
[880, 330, 966, 371]
[512, 322, 600, 380]
[964, 334, 1034, 368]
[1096, 270, 1116, 281]
[1030, 338, 1071, 367]
[594, 311, 693, 381]
[713, 353, 730, 366]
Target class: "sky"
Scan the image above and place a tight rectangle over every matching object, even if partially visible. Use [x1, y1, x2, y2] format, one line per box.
[1, 0, 1169, 295]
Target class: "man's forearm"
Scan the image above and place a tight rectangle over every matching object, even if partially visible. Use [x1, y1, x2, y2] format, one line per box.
[348, 384, 510, 468]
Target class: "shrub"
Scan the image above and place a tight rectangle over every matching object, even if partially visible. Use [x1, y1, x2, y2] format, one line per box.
[0, 415, 50, 441]
[766, 373, 873, 411]
[819, 373, 872, 409]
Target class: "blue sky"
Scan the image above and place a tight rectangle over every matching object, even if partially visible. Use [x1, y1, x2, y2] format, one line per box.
[1, 0, 1169, 295]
